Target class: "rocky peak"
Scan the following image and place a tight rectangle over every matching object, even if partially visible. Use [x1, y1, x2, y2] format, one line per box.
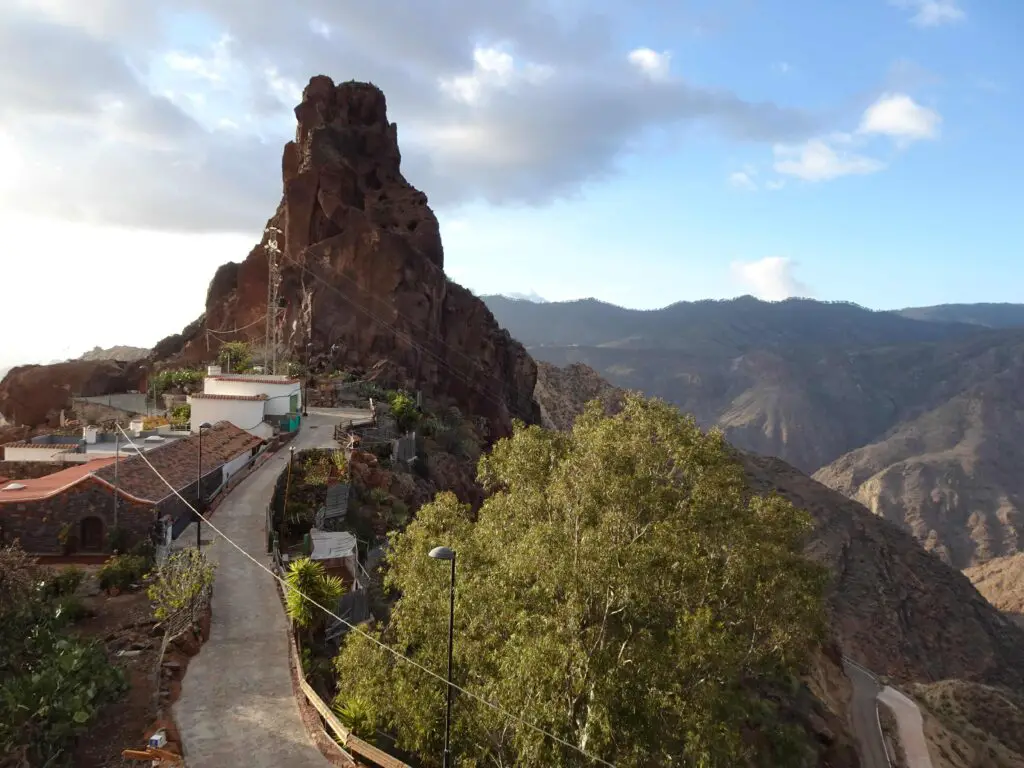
[162, 75, 538, 437]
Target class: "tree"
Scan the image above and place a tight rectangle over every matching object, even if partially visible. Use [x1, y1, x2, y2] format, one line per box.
[387, 390, 419, 433]
[147, 547, 216, 621]
[333, 394, 828, 767]
[218, 341, 253, 373]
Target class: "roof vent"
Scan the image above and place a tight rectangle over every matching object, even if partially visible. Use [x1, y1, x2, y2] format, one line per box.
[2, 482, 27, 491]
[144, 435, 166, 442]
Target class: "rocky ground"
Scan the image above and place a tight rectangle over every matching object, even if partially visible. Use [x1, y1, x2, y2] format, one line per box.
[964, 552, 1024, 627]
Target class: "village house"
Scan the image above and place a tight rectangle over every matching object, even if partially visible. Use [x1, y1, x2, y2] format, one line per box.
[1, 424, 188, 468]
[187, 367, 302, 437]
[0, 421, 263, 553]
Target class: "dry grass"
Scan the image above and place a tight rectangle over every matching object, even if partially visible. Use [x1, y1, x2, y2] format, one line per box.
[911, 680, 1024, 768]
[964, 553, 1024, 627]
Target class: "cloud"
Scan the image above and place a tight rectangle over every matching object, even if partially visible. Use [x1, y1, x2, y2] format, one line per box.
[771, 91, 941, 182]
[728, 170, 758, 190]
[773, 62, 792, 74]
[731, 257, 811, 301]
[859, 92, 940, 142]
[0, 0, 821, 233]
[890, 0, 965, 27]
[773, 139, 885, 181]
[628, 48, 672, 81]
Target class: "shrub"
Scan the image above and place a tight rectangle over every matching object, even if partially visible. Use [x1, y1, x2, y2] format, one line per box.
[106, 525, 130, 554]
[129, 537, 156, 567]
[368, 487, 391, 507]
[97, 554, 148, 592]
[55, 594, 93, 624]
[147, 548, 216, 621]
[170, 403, 191, 424]
[387, 390, 419, 433]
[43, 566, 86, 599]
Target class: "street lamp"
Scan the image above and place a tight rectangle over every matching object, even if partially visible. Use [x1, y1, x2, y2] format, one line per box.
[196, 422, 212, 551]
[303, 342, 312, 417]
[429, 545, 456, 768]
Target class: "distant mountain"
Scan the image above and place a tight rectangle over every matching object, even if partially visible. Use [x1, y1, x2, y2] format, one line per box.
[485, 295, 1024, 568]
[501, 291, 548, 303]
[898, 303, 1024, 329]
[78, 345, 151, 362]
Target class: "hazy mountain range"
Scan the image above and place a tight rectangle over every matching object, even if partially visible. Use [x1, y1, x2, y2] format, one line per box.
[483, 295, 1024, 570]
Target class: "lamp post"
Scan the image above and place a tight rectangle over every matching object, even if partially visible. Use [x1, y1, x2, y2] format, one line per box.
[196, 422, 212, 551]
[429, 545, 457, 768]
[282, 445, 295, 543]
[302, 342, 312, 417]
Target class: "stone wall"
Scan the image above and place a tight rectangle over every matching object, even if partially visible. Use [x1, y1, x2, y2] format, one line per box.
[0, 476, 156, 553]
[0, 460, 69, 480]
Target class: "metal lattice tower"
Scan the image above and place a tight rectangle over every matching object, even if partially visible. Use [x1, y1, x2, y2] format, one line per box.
[263, 227, 283, 375]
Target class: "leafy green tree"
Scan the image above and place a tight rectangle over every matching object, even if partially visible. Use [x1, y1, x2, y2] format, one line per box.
[388, 390, 419, 433]
[0, 544, 125, 765]
[333, 394, 828, 767]
[218, 341, 253, 373]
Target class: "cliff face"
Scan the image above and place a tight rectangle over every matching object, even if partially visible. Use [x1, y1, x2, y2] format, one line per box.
[165, 76, 538, 437]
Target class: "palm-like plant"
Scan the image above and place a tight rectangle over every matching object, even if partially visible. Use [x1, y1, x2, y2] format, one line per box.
[284, 557, 345, 636]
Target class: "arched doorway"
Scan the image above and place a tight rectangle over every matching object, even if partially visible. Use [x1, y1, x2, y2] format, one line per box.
[80, 516, 105, 552]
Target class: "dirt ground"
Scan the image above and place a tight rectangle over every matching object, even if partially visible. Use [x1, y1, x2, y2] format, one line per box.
[53, 567, 163, 768]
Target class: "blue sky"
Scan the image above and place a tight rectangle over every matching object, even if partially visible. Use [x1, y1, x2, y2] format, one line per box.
[0, 0, 1020, 369]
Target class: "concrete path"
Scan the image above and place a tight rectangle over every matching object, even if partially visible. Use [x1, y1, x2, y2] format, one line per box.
[173, 409, 371, 768]
[878, 686, 934, 768]
[842, 658, 891, 768]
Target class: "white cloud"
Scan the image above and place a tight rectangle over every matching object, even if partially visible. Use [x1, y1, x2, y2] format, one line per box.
[891, 0, 965, 27]
[628, 48, 672, 81]
[859, 92, 940, 141]
[728, 170, 757, 190]
[765, 179, 786, 191]
[773, 139, 885, 181]
[438, 45, 551, 106]
[731, 256, 811, 301]
[164, 34, 236, 84]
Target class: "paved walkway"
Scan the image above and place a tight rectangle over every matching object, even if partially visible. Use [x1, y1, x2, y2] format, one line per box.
[842, 657, 934, 768]
[878, 686, 934, 767]
[173, 409, 371, 768]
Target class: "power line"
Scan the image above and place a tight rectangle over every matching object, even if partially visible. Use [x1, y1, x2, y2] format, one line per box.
[115, 424, 617, 767]
[206, 314, 269, 336]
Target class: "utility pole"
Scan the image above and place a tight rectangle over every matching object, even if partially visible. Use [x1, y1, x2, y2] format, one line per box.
[113, 422, 120, 536]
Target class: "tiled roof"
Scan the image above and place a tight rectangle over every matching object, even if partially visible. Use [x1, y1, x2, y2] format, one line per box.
[91, 421, 263, 503]
[3, 441, 80, 450]
[208, 375, 300, 385]
[190, 393, 268, 401]
[0, 458, 119, 502]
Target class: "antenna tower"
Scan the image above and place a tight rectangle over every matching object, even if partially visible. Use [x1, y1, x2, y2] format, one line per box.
[264, 227, 284, 375]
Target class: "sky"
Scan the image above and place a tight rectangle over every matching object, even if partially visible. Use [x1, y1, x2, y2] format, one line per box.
[0, 0, 1021, 370]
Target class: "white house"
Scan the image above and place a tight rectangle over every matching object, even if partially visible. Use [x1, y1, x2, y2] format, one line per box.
[202, 374, 302, 418]
[187, 392, 275, 440]
[2, 441, 81, 463]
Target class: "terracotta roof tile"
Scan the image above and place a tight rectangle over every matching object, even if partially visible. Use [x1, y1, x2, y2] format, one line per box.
[0, 458, 119, 502]
[190, 393, 268, 401]
[91, 422, 263, 503]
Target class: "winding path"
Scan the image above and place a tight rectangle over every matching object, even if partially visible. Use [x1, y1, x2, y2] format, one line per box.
[172, 409, 371, 768]
[842, 656, 935, 768]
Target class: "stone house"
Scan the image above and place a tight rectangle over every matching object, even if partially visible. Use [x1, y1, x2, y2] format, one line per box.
[0, 422, 263, 553]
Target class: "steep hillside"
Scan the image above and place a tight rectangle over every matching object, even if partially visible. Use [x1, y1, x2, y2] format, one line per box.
[814, 368, 1024, 568]
[487, 295, 1024, 567]
[533, 361, 625, 430]
[898, 303, 1024, 329]
[964, 554, 1024, 627]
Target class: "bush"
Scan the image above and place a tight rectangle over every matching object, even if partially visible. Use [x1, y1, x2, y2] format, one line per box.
[170, 403, 191, 425]
[129, 537, 156, 567]
[106, 525, 130, 554]
[368, 487, 391, 507]
[43, 566, 86, 599]
[97, 554, 148, 592]
[147, 548, 215, 621]
[388, 390, 419, 433]
[55, 594, 93, 623]
[219, 341, 254, 373]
